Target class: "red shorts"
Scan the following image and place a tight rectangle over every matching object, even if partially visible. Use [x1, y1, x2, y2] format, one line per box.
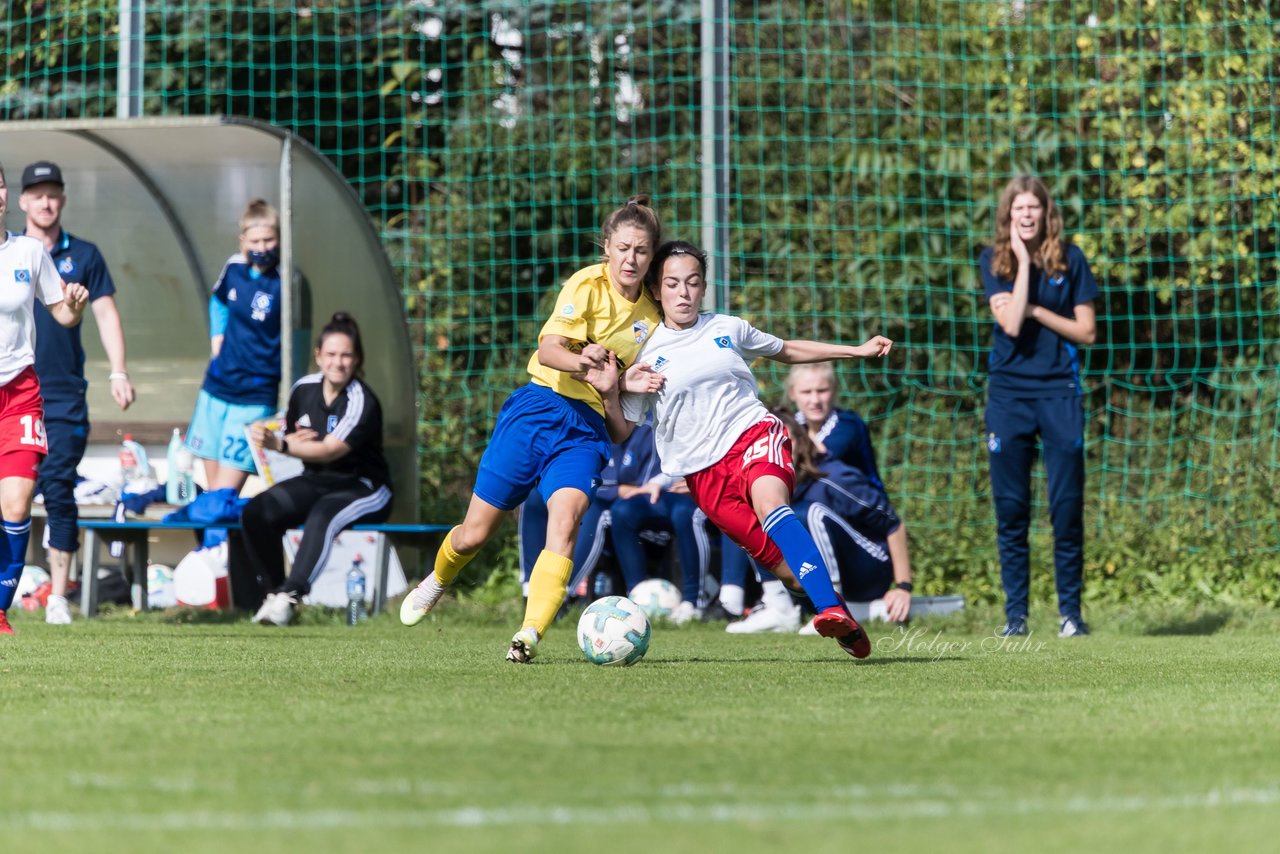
[686, 417, 794, 570]
[0, 367, 48, 479]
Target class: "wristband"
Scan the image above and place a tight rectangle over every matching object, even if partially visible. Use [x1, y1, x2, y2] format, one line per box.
[894, 581, 914, 593]
[109, 371, 129, 381]
[280, 439, 289, 455]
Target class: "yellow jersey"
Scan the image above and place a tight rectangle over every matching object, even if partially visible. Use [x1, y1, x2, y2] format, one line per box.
[527, 263, 661, 417]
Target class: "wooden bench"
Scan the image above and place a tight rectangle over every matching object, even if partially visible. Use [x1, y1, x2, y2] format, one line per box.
[77, 518, 449, 618]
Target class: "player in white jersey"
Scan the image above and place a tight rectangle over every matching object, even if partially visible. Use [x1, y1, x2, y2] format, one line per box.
[0, 162, 88, 635]
[592, 240, 891, 659]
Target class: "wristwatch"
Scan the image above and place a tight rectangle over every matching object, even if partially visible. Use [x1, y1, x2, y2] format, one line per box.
[894, 581, 914, 593]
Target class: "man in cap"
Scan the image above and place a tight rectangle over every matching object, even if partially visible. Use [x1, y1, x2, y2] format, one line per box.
[21, 160, 135, 624]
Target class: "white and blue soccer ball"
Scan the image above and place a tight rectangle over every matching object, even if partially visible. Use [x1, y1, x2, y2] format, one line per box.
[577, 596, 651, 667]
[628, 577, 681, 620]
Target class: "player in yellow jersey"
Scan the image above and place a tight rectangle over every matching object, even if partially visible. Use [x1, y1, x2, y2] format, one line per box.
[402, 196, 665, 662]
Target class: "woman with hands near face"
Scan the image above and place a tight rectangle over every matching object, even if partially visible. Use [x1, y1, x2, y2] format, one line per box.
[979, 176, 1098, 640]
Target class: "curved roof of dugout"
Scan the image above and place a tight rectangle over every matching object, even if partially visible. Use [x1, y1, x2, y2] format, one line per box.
[0, 116, 417, 521]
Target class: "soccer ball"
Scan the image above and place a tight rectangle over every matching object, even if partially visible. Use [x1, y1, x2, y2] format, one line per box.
[577, 596, 651, 667]
[629, 577, 681, 619]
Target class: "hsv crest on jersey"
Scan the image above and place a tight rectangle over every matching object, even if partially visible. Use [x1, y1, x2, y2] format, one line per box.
[714, 335, 732, 349]
[14, 269, 30, 283]
[987, 433, 1002, 453]
[250, 290, 273, 321]
[58, 257, 75, 275]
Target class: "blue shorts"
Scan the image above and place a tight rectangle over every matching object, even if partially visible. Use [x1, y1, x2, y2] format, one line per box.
[186, 390, 275, 473]
[473, 383, 610, 511]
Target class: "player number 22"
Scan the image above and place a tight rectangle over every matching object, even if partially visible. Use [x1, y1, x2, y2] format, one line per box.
[19, 414, 47, 447]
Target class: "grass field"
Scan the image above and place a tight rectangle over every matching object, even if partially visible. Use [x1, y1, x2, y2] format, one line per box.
[3, 599, 1280, 854]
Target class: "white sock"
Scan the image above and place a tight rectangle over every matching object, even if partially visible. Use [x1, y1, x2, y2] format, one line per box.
[719, 584, 745, 616]
[762, 579, 794, 611]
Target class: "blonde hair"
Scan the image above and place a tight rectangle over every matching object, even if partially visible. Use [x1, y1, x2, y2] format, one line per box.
[785, 362, 837, 397]
[239, 198, 280, 234]
[989, 175, 1066, 280]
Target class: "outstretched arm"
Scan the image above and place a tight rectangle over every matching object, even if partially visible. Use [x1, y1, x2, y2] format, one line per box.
[773, 335, 892, 364]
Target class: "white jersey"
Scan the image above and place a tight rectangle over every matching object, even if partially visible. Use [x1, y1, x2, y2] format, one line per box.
[621, 313, 783, 476]
[0, 232, 64, 386]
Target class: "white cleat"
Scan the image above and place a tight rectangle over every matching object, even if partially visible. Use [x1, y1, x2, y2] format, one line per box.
[725, 601, 802, 634]
[45, 594, 73, 625]
[670, 600, 702, 626]
[253, 592, 297, 627]
[505, 627, 539, 663]
[400, 575, 448, 627]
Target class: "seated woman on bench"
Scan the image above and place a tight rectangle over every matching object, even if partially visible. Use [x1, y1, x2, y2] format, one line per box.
[243, 312, 393, 626]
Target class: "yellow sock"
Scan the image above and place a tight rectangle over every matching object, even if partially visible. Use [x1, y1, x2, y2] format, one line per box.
[522, 550, 574, 637]
[432, 526, 476, 586]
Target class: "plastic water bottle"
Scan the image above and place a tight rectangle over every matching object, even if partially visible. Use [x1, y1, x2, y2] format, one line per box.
[119, 434, 141, 484]
[593, 570, 614, 598]
[165, 429, 184, 504]
[346, 558, 366, 626]
[175, 445, 196, 505]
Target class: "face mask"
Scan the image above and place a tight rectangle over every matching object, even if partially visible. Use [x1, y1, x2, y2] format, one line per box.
[247, 248, 279, 270]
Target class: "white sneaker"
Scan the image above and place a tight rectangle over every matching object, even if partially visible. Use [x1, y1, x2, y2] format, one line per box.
[254, 592, 297, 627]
[506, 627, 539, 663]
[725, 601, 802, 634]
[671, 600, 702, 626]
[798, 616, 819, 636]
[252, 594, 277, 624]
[400, 574, 448, 627]
[45, 595, 72, 625]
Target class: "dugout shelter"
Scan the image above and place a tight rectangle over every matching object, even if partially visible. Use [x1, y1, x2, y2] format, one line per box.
[0, 116, 418, 521]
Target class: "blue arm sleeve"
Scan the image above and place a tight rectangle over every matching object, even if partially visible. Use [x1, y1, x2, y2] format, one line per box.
[208, 294, 229, 338]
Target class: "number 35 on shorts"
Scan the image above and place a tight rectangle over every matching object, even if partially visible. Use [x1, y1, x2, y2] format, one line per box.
[17, 414, 48, 451]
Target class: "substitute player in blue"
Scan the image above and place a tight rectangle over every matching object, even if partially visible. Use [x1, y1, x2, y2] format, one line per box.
[401, 197, 665, 663]
[184, 199, 285, 495]
[20, 161, 136, 625]
[771, 409, 913, 627]
[980, 176, 1098, 638]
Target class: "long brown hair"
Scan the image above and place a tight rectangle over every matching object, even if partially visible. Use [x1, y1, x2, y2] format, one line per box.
[598, 195, 662, 254]
[990, 175, 1066, 280]
[773, 409, 826, 485]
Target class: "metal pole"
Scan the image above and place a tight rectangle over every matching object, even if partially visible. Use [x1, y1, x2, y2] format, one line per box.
[279, 135, 294, 409]
[117, 0, 146, 118]
[700, 0, 730, 311]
